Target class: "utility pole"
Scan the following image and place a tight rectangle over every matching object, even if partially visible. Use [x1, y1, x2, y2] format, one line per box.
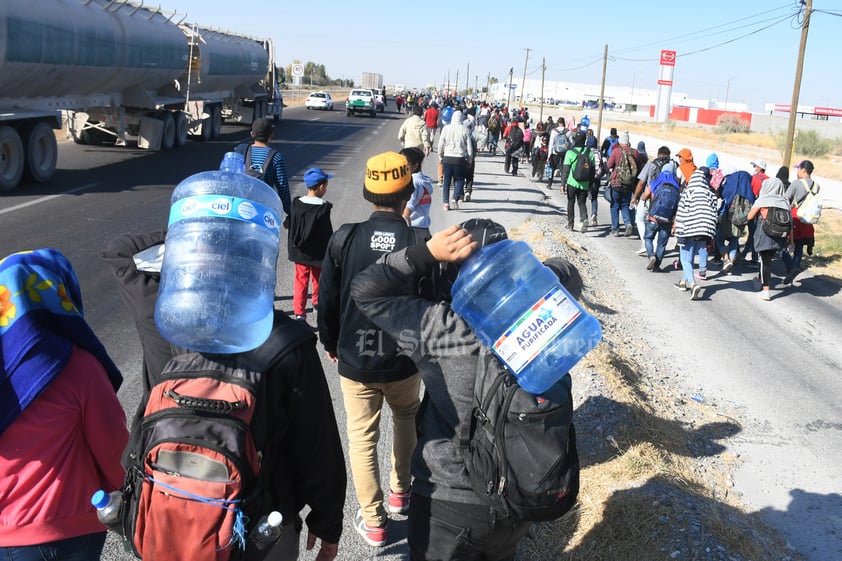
[485, 72, 491, 101]
[520, 48, 531, 108]
[455, 69, 460, 96]
[596, 44, 608, 144]
[466, 62, 470, 96]
[784, 0, 812, 167]
[505, 67, 514, 111]
[539, 58, 546, 123]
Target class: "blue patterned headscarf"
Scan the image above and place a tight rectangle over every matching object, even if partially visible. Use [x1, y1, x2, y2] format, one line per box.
[0, 249, 122, 437]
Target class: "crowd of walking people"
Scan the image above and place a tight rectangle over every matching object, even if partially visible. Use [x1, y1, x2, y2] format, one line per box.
[396, 92, 822, 302]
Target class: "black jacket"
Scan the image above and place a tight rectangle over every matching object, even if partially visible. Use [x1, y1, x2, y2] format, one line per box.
[102, 232, 346, 545]
[317, 211, 419, 383]
[287, 197, 333, 267]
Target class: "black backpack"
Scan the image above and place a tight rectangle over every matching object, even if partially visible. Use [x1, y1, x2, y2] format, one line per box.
[762, 207, 792, 238]
[460, 348, 580, 522]
[119, 313, 313, 561]
[571, 148, 593, 183]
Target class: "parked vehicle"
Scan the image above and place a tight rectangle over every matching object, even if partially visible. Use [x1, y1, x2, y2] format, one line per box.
[305, 92, 334, 111]
[0, 0, 284, 191]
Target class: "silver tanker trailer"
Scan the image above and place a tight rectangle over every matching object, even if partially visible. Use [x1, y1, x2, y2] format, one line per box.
[0, 0, 284, 191]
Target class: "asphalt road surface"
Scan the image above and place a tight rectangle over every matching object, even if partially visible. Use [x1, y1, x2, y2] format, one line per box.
[2, 104, 840, 561]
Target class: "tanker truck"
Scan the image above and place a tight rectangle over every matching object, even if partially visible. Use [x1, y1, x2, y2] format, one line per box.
[0, 0, 284, 192]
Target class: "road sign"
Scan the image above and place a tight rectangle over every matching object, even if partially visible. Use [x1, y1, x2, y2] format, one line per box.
[292, 64, 304, 77]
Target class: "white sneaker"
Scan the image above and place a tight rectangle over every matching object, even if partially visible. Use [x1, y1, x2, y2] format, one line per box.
[443, 203, 450, 211]
[759, 289, 771, 301]
[450, 199, 459, 210]
[580, 221, 589, 233]
[636, 247, 647, 256]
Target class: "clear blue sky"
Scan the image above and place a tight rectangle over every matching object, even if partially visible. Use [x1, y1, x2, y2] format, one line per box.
[169, 0, 838, 112]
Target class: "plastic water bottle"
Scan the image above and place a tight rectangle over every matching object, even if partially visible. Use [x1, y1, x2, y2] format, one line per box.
[155, 152, 283, 353]
[451, 239, 602, 394]
[251, 511, 283, 550]
[579, 114, 590, 133]
[91, 489, 123, 535]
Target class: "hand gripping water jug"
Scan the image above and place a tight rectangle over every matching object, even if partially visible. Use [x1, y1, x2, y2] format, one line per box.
[451, 239, 602, 394]
[155, 152, 283, 353]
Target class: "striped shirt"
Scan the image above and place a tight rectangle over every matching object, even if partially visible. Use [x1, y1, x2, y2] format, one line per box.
[246, 145, 291, 217]
[674, 170, 718, 239]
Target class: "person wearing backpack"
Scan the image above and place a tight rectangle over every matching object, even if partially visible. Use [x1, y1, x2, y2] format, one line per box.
[560, 130, 596, 232]
[782, 160, 819, 285]
[605, 131, 644, 236]
[546, 118, 572, 190]
[715, 169, 755, 275]
[350, 220, 580, 561]
[318, 152, 422, 549]
[235, 118, 292, 227]
[640, 162, 680, 272]
[631, 146, 672, 255]
[102, 232, 347, 561]
[747, 177, 791, 300]
[673, 168, 718, 300]
[503, 117, 525, 177]
[0, 249, 128, 561]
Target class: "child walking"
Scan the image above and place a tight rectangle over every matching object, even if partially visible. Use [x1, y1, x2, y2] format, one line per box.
[288, 167, 334, 323]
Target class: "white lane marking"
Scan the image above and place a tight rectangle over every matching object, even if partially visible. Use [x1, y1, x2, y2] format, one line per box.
[0, 183, 100, 216]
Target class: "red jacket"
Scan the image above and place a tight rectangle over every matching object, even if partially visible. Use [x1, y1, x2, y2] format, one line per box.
[424, 107, 439, 129]
[0, 347, 128, 547]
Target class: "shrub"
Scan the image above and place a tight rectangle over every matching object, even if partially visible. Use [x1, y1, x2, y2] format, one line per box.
[715, 114, 751, 134]
[794, 129, 833, 158]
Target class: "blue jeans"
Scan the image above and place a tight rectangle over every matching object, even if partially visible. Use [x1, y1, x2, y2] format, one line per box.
[609, 188, 632, 232]
[679, 239, 706, 285]
[0, 532, 106, 561]
[441, 161, 467, 203]
[697, 241, 709, 273]
[644, 220, 671, 266]
[715, 229, 739, 263]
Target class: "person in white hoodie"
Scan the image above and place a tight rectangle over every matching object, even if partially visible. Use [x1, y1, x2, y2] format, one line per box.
[436, 110, 474, 210]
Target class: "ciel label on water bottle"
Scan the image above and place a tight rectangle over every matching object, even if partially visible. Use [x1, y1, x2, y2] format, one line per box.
[168, 195, 281, 234]
[493, 285, 581, 374]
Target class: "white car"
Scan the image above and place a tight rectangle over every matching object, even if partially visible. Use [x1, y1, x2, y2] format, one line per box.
[305, 91, 334, 110]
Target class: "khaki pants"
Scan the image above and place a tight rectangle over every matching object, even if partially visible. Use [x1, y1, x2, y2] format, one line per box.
[340, 374, 421, 527]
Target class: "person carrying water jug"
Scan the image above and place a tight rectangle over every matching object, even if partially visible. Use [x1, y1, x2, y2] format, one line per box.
[350, 220, 587, 561]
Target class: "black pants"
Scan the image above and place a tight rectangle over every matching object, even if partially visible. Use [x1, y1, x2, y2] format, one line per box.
[567, 186, 589, 227]
[408, 493, 532, 561]
[759, 249, 775, 287]
[504, 147, 520, 174]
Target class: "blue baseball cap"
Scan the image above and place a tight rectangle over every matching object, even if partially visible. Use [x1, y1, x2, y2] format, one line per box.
[303, 167, 333, 187]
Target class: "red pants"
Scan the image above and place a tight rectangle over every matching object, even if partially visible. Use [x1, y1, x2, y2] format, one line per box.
[293, 262, 321, 316]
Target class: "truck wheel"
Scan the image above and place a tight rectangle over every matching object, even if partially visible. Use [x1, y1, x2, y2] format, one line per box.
[0, 126, 25, 192]
[211, 106, 223, 138]
[22, 122, 57, 184]
[173, 111, 188, 147]
[159, 112, 176, 150]
[346, 109, 352, 117]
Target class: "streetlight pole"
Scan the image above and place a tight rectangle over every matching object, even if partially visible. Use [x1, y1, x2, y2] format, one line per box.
[784, 0, 813, 167]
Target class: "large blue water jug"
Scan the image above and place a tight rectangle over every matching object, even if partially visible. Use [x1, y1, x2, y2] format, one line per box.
[451, 239, 602, 394]
[154, 152, 283, 353]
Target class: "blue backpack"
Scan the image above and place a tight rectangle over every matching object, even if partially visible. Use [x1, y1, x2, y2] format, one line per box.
[648, 171, 681, 224]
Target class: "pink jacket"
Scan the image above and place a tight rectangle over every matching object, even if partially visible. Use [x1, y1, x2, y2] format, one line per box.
[0, 347, 128, 546]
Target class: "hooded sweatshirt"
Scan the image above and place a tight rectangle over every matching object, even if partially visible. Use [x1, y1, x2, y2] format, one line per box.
[437, 110, 474, 162]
